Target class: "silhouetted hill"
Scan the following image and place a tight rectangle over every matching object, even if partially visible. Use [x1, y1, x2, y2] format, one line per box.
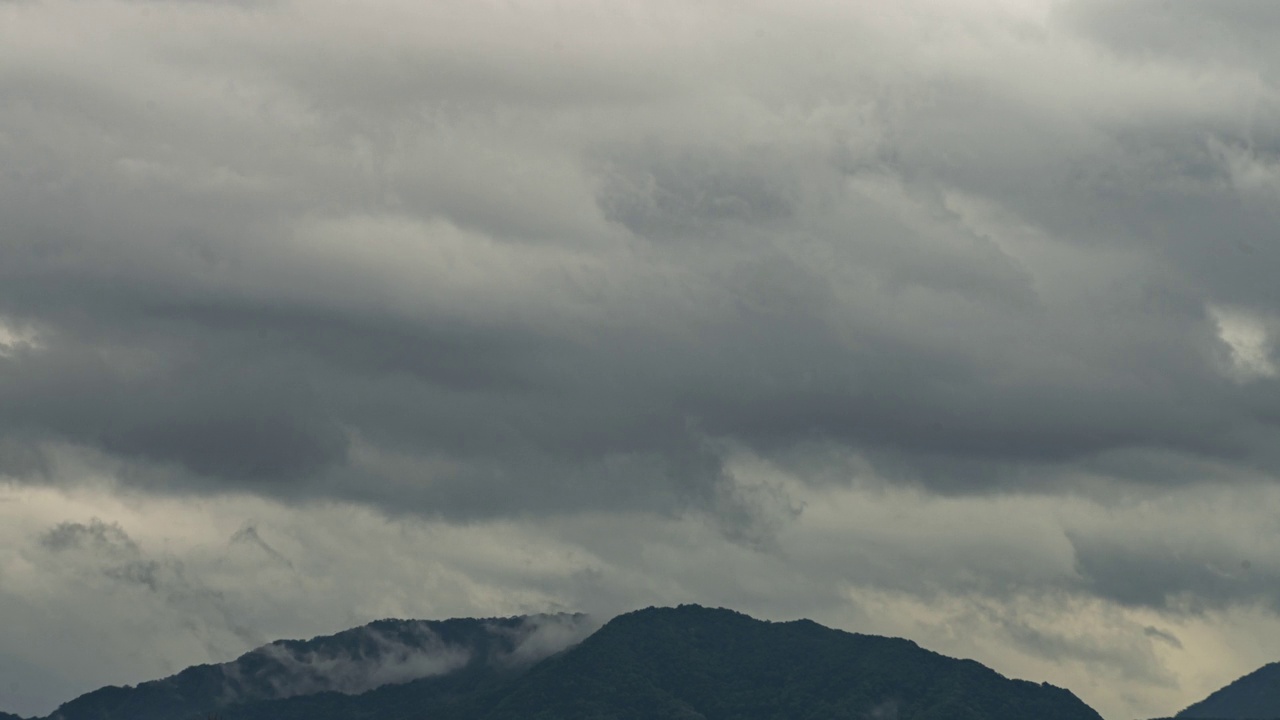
[480, 605, 1102, 720]
[211, 605, 1103, 720]
[1, 712, 28, 720]
[40, 613, 592, 720]
[11, 606, 1104, 720]
[1178, 662, 1280, 719]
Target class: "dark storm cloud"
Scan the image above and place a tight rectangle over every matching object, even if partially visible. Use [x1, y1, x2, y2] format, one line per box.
[0, 329, 349, 483]
[2, 0, 1280, 619]
[1069, 530, 1280, 614]
[0, 0, 1274, 520]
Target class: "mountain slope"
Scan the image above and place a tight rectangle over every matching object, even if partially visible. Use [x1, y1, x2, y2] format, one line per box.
[14, 606, 1104, 720]
[480, 605, 1103, 720]
[41, 613, 591, 720]
[212, 659, 516, 720]
[1178, 662, 1280, 719]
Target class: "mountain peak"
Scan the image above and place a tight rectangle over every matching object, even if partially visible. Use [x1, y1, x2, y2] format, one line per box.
[15, 606, 1103, 720]
[1178, 662, 1280, 719]
[486, 604, 1102, 720]
[40, 613, 600, 720]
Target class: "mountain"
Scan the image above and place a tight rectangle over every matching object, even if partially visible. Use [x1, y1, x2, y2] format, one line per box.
[12, 605, 1104, 720]
[200, 605, 1104, 720]
[40, 613, 594, 720]
[1177, 662, 1280, 719]
[1, 712, 28, 720]
[478, 605, 1102, 720]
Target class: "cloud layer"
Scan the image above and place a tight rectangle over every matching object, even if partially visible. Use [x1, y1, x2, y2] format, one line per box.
[3, 1, 1280, 719]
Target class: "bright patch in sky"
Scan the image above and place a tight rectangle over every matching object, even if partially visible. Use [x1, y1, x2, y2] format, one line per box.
[1210, 305, 1276, 382]
[0, 320, 39, 358]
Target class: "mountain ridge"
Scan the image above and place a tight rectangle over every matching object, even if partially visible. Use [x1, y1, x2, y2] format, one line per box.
[1175, 662, 1280, 720]
[7, 605, 1103, 720]
[475, 604, 1100, 720]
[40, 613, 594, 720]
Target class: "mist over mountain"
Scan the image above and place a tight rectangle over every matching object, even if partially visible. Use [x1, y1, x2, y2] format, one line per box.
[477, 605, 1103, 720]
[1175, 662, 1280, 720]
[40, 613, 596, 720]
[13, 606, 1104, 720]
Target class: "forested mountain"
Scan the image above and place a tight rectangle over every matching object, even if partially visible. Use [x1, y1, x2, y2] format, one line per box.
[41, 613, 592, 720]
[1177, 662, 1280, 720]
[11, 606, 1103, 720]
[475, 605, 1102, 720]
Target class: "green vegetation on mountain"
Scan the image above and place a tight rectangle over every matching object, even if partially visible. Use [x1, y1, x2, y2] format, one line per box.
[41, 615, 578, 720]
[479, 605, 1102, 720]
[14, 606, 1104, 720]
[1177, 662, 1280, 720]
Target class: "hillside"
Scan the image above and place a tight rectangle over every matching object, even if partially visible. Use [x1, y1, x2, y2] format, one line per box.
[10, 606, 1103, 720]
[1178, 662, 1280, 720]
[479, 605, 1102, 720]
[41, 614, 592, 720]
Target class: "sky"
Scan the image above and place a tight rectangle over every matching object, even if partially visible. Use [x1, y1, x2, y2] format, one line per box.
[2, 0, 1280, 718]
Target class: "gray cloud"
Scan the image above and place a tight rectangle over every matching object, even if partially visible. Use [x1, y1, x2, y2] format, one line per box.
[484, 613, 604, 668]
[9, 478, 1280, 720]
[213, 613, 599, 703]
[6, 0, 1280, 528]
[230, 523, 294, 569]
[236, 626, 472, 700]
[1144, 627, 1183, 650]
[30, 518, 263, 651]
[1069, 531, 1280, 614]
[3, 1, 1280, 718]
[1060, 0, 1280, 74]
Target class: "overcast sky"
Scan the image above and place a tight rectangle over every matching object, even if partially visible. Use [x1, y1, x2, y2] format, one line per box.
[3, 0, 1280, 718]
